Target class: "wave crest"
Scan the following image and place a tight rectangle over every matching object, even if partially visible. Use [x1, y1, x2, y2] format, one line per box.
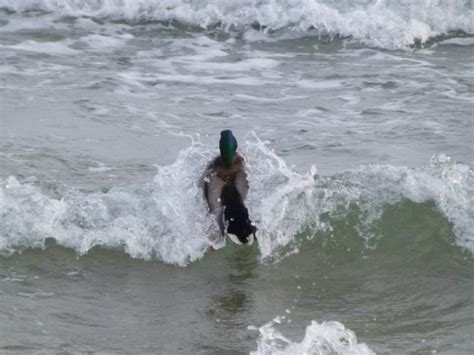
[0, 139, 217, 266]
[1, 134, 473, 265]
[0, 0, 472, 49]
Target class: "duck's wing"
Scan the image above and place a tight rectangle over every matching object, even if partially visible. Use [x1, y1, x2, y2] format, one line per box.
[203, 173, 224, 211]
[203, 172, 226, 233]
[234, 170, 249, 201]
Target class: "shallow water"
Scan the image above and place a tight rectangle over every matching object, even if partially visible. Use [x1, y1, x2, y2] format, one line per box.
[1, 0, 473, 354]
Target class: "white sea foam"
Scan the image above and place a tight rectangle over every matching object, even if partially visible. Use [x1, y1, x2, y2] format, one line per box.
[75, 33, 133, 51]
[87, 161, 115, 173]
[2, 39, 77, 55]
[0, 136, 472, 264]
[126, 35, 282, 88]
[296, 79, 343, 90]
[0, 0, 471, 49]
[439, 37, 474, 46]
[184, 57, 280, 73]
[250, 316, 374, 355]
[235, 94, 307, 103]
[117, 70, 269, 87]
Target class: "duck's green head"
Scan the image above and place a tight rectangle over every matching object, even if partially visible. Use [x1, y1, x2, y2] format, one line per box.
[219, 130, 238, 166]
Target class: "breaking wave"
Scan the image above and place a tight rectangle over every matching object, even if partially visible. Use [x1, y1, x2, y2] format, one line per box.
[0, 0, 472, 49]
[1, 134, 472, 266]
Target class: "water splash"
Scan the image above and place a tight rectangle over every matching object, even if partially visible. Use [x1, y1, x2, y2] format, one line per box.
[1, 134, 473, 265]
[0, 139, 217, 266]
[250, 316, 374, 355]
[242, 134, 473, 262]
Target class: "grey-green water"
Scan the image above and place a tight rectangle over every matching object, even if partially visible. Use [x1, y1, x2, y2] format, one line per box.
[1, 1, 473, 353]
[1, 200, 473, 353]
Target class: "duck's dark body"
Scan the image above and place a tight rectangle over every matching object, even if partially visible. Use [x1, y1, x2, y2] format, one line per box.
[202, 154, 256, 245]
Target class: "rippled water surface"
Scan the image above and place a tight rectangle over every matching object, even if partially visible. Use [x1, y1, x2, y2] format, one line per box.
[1, 1, 473, 354]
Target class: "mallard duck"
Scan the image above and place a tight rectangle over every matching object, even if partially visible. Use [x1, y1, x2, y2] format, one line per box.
[201, 130, 257, 245]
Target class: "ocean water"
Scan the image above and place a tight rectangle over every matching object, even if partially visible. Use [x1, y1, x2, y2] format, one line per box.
[0, 0, 473, 353]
